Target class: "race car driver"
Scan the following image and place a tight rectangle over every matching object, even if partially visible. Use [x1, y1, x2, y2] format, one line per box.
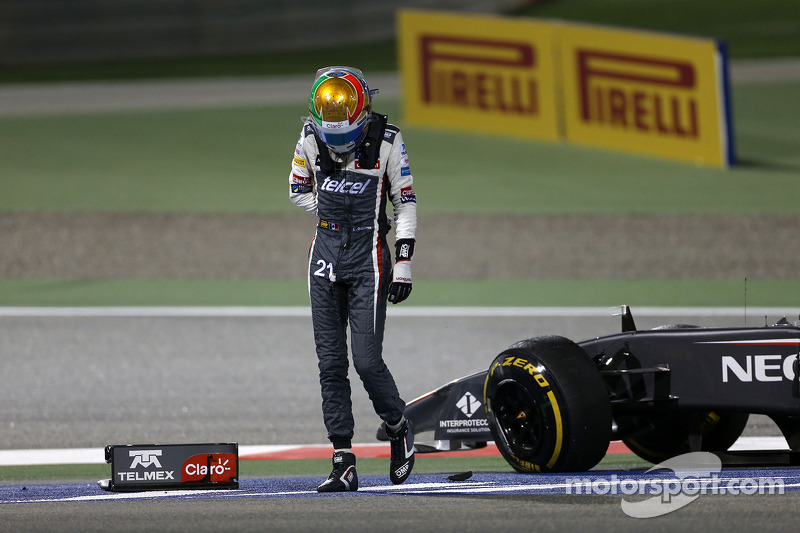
[288, 66, 417, 492]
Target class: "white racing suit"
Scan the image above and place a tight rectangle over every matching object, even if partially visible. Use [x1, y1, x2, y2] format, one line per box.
[289, 115, 417, 448]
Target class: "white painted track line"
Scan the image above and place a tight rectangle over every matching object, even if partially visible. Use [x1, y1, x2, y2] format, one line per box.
[0, 438, 790, 466]
[0, 306, 797, 318]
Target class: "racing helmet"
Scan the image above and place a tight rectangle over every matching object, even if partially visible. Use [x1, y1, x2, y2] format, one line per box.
[309, 66, 375, 154]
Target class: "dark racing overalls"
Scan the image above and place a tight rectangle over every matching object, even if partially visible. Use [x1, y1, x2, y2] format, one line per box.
[289, 115, 417, 448]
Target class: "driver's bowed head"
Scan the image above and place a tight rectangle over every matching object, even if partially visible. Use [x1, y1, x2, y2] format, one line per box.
[309, 66, 375, 155]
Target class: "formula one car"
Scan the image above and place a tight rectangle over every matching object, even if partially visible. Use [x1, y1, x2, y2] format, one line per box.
[378, 306, 800, 472]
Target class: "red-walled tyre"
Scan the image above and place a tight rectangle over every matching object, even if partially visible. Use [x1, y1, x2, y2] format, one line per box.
[484, 336, 612, 473]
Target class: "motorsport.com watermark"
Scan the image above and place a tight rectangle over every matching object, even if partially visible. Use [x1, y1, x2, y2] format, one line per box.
[563, 452, 785, 518]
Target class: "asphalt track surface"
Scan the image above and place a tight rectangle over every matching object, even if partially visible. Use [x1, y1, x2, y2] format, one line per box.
[3, 307, 800, 531]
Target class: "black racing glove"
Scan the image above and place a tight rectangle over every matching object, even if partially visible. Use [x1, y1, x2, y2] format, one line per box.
[388, 281, 412, 304]
[388, 238, 414, 305]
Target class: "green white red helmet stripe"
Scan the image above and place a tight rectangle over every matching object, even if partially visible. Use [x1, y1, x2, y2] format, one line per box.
[340, 71, 366, 125]
[309, 69, 367, 126]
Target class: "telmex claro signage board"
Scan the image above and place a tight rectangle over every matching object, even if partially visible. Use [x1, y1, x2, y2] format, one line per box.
[398, 10, 560, 141]
[103, 442, 239, 491]
[398, 10, 734, 167]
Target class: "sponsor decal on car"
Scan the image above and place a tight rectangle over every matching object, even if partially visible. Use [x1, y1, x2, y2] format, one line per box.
[694, 338, 800, 382]
[721, 353, 800, 383]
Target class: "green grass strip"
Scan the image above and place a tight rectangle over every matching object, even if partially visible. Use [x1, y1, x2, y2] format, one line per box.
[1, 278, 797, 307]
[3, 82, 799, 215]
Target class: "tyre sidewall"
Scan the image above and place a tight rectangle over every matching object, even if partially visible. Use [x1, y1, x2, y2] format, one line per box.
[485, 347, 566, 472]
[484, 336, 611, 473]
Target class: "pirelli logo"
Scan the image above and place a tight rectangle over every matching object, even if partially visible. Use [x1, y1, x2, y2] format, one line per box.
[399, 9, 733, 167]
[420, 35, 539, 116]
[577, 50, 699, 138]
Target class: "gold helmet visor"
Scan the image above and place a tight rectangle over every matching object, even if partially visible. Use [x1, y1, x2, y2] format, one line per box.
[312, 77, 359, 123]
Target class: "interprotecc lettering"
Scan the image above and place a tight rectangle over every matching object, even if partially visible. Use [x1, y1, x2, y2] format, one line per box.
[439, 419, 489, 428]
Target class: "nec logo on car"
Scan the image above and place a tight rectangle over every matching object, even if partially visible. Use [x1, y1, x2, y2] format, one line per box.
[703, 338, 800, 383]
[129, 449, 163, 469]
[721, 354, 799, 383]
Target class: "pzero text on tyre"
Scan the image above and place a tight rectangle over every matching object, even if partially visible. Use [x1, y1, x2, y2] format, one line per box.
[484, 335, 612, 473]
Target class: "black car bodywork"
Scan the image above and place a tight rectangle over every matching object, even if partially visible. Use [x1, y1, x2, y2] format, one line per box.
[379, 306, 800, 471]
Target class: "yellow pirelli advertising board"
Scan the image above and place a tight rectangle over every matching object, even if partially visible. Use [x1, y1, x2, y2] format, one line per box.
[559, 23, 734, 167]
[398, 10, 561, 142]
[397, 10, 735, 168]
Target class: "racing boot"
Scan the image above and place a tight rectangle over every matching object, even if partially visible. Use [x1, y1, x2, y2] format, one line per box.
[317, 451, 358, 492]
[387, 418, 415, 485]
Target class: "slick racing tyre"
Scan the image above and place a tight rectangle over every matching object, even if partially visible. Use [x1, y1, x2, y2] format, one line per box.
[623, 410, 749, 464]
[484, 336, 612, 473]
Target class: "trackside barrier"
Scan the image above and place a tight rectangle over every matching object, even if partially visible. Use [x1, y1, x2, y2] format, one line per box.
[398, 10, 735, 168]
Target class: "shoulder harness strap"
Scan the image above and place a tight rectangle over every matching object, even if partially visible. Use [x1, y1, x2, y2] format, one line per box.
[357, 114, 388, 170]
[312, 131, 335, 174]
